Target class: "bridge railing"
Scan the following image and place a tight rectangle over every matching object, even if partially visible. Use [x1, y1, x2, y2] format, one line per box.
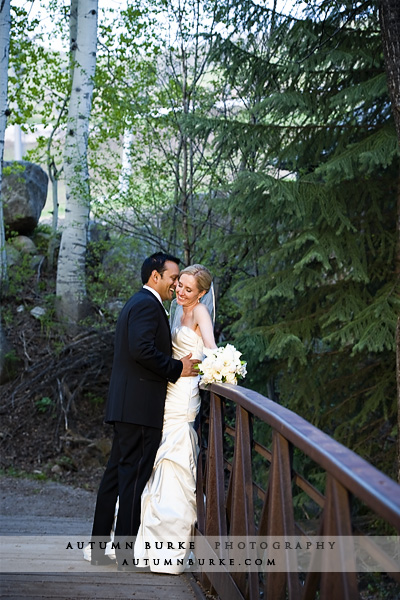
[195, 383, 400, 600]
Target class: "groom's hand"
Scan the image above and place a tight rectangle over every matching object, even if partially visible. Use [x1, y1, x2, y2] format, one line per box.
[180, 353, 200, 377]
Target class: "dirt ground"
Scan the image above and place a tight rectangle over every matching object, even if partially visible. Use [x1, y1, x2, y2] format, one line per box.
[0, 475, 96, 522]
[0, 287, 116, 492]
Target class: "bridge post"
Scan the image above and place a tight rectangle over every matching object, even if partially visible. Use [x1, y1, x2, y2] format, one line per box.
[260, 431, 301, 600]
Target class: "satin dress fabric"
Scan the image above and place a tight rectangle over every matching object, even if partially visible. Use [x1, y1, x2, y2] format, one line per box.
[134, 326, 204, 573]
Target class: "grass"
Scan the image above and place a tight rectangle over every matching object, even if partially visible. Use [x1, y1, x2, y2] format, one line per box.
[0, 466, 49, 481]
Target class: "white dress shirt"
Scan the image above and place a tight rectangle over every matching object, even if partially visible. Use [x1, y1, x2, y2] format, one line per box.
[143, 285, 163, 305]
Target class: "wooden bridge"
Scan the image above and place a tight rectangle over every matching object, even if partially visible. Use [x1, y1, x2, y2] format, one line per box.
[194, 382, 400, 600]
[1, 382, 399, 599]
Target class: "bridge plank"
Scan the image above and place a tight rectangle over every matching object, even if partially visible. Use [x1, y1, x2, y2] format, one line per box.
[0, 476, 205, 600]
[0, 572, 200, 599]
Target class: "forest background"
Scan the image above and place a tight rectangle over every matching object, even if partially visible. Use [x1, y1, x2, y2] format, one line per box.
[0, 0, 399, 493]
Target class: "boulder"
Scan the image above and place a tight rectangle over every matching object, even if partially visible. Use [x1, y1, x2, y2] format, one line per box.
[105, 300, 125, 316]
[9, 235, 38, 255]
[2, 161, 48, 236]
[4, 242, 21, 268]
[5, 236, 45, 272]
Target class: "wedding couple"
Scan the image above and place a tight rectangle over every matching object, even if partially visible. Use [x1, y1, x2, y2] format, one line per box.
[89, 252, 217, 573]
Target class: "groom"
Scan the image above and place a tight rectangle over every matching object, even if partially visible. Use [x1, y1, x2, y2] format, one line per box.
[90, 252, 198, 567]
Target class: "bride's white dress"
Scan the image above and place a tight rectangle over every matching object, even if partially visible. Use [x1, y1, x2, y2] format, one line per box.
[133, 325, 204, 573]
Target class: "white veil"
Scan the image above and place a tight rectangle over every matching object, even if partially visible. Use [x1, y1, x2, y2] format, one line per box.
[170, 283, 215, 332]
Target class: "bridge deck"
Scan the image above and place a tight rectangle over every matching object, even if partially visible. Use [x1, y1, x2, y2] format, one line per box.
[1, 571, 203, 600]
[0, 476, 206, 600]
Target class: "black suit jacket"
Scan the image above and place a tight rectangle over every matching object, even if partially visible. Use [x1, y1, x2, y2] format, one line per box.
[105, 288, 183, 429]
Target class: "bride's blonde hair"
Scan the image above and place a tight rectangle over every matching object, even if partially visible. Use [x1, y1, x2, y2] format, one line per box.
[179, 264, 212, 293]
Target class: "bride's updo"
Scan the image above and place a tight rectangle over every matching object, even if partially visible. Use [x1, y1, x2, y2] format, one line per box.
[179, 264, 212, 293]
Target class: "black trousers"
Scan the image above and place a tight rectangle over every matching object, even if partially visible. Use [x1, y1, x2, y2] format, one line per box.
[91, 421, 161, 561]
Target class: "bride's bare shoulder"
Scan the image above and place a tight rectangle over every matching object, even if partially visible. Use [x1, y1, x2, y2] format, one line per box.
[194, 302, 211, 321]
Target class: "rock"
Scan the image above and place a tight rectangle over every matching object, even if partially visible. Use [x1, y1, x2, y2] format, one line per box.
[5, 242, 21, 267]
[5, 238, 45, 273]
[9, 235, 38, 255]
[105, 300, 124, 315]
[2, 161, 48, 236]
[30, 307, 46, 319]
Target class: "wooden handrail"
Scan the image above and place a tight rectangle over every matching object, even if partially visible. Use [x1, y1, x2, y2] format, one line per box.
[195, 382, 400, 600]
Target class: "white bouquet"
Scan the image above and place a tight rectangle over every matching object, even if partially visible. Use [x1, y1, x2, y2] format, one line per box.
[197, 344, 247, 385]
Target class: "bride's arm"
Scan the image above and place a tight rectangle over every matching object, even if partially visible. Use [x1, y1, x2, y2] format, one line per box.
[194, 304, 217, 349]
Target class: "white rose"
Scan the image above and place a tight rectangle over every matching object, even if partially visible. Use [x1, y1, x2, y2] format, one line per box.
[224, 372, 237, 385]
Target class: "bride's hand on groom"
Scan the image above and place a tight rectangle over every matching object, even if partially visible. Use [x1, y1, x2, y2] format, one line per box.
[180, 353, 200, 377]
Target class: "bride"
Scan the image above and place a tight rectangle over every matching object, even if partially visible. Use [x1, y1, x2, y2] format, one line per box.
[133, 264, 217, 573]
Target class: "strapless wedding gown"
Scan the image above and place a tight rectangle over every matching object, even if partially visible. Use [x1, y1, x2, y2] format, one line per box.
[134, 326, 204, 573]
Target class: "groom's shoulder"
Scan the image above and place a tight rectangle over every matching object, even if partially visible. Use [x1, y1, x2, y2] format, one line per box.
[126, 287, 158, 310]
[116, 289, 157, 326]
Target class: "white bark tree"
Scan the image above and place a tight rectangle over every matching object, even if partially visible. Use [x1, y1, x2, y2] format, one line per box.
[56, 0, 98, 326]
[0, 0, 11, 289]
[0, 0, 10, 382]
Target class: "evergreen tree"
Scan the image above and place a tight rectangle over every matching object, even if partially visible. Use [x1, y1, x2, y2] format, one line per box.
[204, 0, 399, 476]
[380, 0, 400, 481]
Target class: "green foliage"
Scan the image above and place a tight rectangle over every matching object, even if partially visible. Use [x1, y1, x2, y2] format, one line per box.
[0, 467, 48, 481]
[9, 3, 69, 132]
[203, 0, 398, 477]
[35, 396, 53, 414]
[32, 224, 55, 256]
[4, 253, 36, 302]
[36, 297, 58, 336]
[85, 234, 144, 323]
[8, 0, 398, 483]
[2, 162, 25, 177]
[84, 391, 105, 406]
[55, 455, 75, 469]
[2, 349, 20, 380]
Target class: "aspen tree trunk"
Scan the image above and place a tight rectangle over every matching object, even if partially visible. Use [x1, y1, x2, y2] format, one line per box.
[47, 0, 77, 271]
[0, 0, 11, 289]
[69, 0, 78, 75]
[56, 0, 98, 327]
[379, 0, 400, 482]
[181, 45, 190, 266]
[0, 0, 11, 380]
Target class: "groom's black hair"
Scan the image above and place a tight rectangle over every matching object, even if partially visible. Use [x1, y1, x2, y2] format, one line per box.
[141, 252, 180, 284]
